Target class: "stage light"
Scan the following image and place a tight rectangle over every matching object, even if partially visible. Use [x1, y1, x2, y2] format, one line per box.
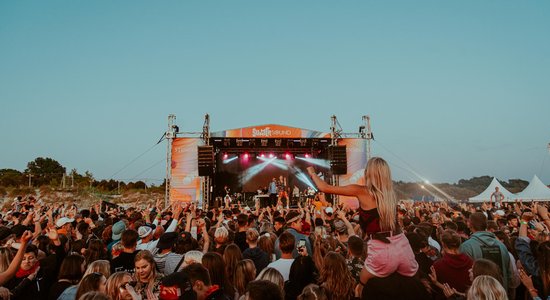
[242, 153, 249, 160]
[223, 156, 238, 164]
[269, 153, 274, 158]
[305, 153, 311, 158]
[223, 153, 228, 159]
[285, 153, 292, 160]
[296, 157, 330, 168]
[260, 153, 265, 158]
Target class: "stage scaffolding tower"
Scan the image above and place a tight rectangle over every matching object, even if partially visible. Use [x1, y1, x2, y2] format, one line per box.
[330, 115, 342, 205]
[200, 114, 211, 209]
[329, 115, 374, 206]
[165, 114, 176, 207]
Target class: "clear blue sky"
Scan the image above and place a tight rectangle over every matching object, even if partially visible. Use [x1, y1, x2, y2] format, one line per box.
[1, 1, 549, 185]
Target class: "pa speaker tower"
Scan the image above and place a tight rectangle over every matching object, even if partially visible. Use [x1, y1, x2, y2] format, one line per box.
[197, 146, 214, 176]
[328, 145, 347, 175]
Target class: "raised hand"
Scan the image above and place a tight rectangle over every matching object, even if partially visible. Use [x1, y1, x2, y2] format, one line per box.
[21, 230, 33, 244]
[522, 212, 535, 222]
[47, 227, 59, 241]
[537, 204, 549, 220]
[428, 266, 438, 284]
[441, 283, 457, 298]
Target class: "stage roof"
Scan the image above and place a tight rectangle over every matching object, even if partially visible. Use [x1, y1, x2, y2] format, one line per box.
[210, 124, 331, 139]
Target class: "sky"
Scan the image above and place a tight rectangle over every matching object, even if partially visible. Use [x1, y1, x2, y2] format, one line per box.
[1, 1, 549, 186]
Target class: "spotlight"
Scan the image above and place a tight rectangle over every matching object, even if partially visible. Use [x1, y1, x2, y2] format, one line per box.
[260, 153, 265, 158]
[223, 153, 228, 159]
[242, 153, 249, 160]
[285, 153, 292, 160]
[268, 153, 274, 158]
[305, 153, 311, 158]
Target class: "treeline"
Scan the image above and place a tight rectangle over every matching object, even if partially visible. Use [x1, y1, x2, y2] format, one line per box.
[0, 157, 164, 196]
[0, 157, 534, 201]
[394, 176, 530, 201]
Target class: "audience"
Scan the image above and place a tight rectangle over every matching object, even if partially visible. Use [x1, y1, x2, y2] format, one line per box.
[1, 165, 549, 300]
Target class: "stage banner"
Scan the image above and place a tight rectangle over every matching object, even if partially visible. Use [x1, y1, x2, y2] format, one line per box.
[170, 138, 203, 204]
[211, 124, 331, 139]
[337, 138, 368, 209]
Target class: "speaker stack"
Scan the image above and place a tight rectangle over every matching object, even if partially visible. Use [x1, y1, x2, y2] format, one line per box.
[328, 145, 347, 175]
[197, 146, 214, 176]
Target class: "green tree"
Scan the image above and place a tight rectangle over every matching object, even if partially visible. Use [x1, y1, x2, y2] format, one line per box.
[0, 169, 24, 187]
[25, 157, 66, 186]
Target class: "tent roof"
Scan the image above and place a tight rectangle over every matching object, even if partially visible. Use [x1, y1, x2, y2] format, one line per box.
[469, 177, 514, 202]
[514, 175, 550, 201]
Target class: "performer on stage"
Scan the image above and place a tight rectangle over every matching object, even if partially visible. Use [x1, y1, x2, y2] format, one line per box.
[223, 185, 232, 208]
[268, 178, 278, 207]
[292, 185, 300, 205]
[306, 186, 316, 206]
[277, 175, 289, 208]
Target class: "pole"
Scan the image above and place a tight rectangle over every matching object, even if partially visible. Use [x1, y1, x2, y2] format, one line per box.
[27, 174, 33, 187]
[366, 115, 372, 160]
[330, 115, 339, 205]
[165, 114, 176, 208]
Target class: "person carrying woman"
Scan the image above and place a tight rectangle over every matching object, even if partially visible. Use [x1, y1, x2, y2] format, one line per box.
[307, 157, 418, 289]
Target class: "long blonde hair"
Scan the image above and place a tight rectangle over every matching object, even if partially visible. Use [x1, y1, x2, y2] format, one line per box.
[467, 275, 508, 300]
[365, 157, 398, 232]
[84, 259, 111, 278]
[234, 259, 256, 296]
[106, 271, 132, 300]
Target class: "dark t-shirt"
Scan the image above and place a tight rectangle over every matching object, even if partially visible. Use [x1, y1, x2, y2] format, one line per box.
[363, 273, 430, 300]
[111, 251, 139, 274]
[234, 231, 249, 252]
[48, 280, 73, 300]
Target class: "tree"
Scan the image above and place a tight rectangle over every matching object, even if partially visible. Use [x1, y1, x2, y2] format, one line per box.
[0, 169, 24, 187]
[25, 157, 65, 186]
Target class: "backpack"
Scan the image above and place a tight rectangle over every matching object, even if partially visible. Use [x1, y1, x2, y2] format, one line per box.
[472, 235, 503, 268]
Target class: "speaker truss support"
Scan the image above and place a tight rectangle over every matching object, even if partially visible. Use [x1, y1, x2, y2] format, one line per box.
[165, 114, 176, 207]
[200, 114, 212, 209]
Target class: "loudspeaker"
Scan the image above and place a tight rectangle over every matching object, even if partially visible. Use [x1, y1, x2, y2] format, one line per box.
[328, 145, 347, 175]
[197, 146, 214, 176]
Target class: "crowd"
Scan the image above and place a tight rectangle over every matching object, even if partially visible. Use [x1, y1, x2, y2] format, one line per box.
[0, 157, 549, 300]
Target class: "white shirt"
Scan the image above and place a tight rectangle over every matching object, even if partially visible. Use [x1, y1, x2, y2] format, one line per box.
[136, 218, 178, 255]
[428, 236, 441, 252]
[267, 258, 294, 281]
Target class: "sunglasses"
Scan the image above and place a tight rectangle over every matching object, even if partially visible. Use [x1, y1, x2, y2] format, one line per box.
[120, 281, 137, 290]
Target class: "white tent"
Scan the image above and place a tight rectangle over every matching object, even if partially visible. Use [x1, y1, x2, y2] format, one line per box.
[513, 175, 550, 201]
[469, 177, 514, 203]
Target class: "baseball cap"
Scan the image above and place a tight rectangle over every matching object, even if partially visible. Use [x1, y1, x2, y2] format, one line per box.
[325, 207, 334, 215]
[112, 221, 127, 240]
[157, 232, 178, 250]
[56, 217, 75, 228]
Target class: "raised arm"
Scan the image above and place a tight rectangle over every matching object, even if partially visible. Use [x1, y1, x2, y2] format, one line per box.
[0, 231, 32, 285]
[306, 167, 366, 197]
